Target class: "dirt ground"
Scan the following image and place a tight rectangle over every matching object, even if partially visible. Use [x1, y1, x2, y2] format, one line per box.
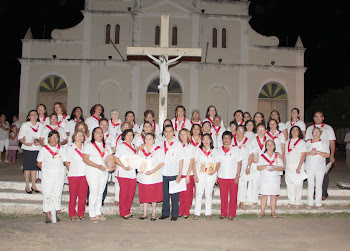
[0, 214, 349, 250]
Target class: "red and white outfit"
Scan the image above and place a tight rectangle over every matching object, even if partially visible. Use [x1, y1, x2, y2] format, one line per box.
[137, 145, 164, 203]
[194, 147, 219, 216]
[40, 125, 68, 146]
[64, 119, 81, 145]
[202, 117, 224, 128]
[305, 139, 330, 207]
[235, 137, 254, 203]
[217, 145, 243, 218]
[113, 133, 123, 201]
[179, 143, 195, 216]
[83, 141, 113, 218]
[66, 143, 88, 218]
[210, 125, 225, 148]
[278, 122, 287, 133]
[245, 132, 255, 141]
[85, 115, 101, 140]
[266, 130, 286, 155]
[191, 136, 201, 149]
[133, 134, 159, 148]
[108, 119, 122, 137]
[139, 122, 162, 137]
[171, 117, 192, 136]
[285, 138, 307, 206]
[305, 123, 336, 144]
[114, 142, 137, 217]
[57, 114, 69, 129]
[37, 144, 66, 213]
[39, 117, 49, 126]
[286, 119, 306, 135]
[191, 120, 203, 126]
[104, 132, 116, 150]
[258, 152, 283, 195]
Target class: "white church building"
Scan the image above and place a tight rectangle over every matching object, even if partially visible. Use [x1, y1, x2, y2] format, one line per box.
[19, 0, 306, 125]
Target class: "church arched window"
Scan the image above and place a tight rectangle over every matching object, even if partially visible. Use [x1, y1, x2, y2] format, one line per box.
[115, 24, 120, 44]
[222, 28, 227, 48]
[172, 26, 178, 45]
[105, 24, 111, 44]
[212, 28, 218, 48]
[155, 25, 160, 45]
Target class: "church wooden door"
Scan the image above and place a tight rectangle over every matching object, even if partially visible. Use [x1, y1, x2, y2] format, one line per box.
[38, 76, 68, 113]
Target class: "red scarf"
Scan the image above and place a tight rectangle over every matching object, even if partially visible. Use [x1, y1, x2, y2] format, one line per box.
[311, 139, 321, 143]
[164, 140, 175, 154]
[153, 122, 156, 133]
[207, 118, 214, 125]
[92, 115, 100, 122]
[201, 147, 211, 157]
[142, 146, 160, 157]
[212, 126, 221, 136]
[111, 120, 120, 128]
[46, 125, 58, 131]
[30, 124, 39, 133]
[44, 145, 60, 158]
[123, 142, 136, 154]
[261, 153, 278, 165]
[234, 137, 248, 149]
[40, 117, 46, 122]
[222, 146, 231, 154]
[288, 138, 301, 152]
[57, 115, 67, 126]
[93, 142, 105, 158]
[191, 137, 201, 147]
[290, 119, 300, 127]
[104, 134, 109, 141]
[175, 117, 186, 132]
[266, 131, 281, 140]
[238, 120, 244, 126]
[257, 136, 266, 151]
[313, 123, 324, 128]
[115, 134, 122, 148]
[74, 147, 83, 158]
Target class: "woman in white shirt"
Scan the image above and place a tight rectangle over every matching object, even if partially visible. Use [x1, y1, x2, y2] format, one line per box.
[134, 121, 157, 151]
[203, 105, 224, 127]
[83, 127, 115, 223]
[286, 108, 306, 138]
[243, 112, 252, 122]
[100, 118, 116, 152]
[37, 131, 67, 223]
[217, 131, 242, 220]
[266, 119, 286, 163]
[232, 110, 245, 126]
[85, 104, 104, 139]
[193, 133, 220, 220]
[53, 102, 70, 128]
[39, 114, 68, 147]
[66, 130, 88, 221]
[108, 109, 122, 137]
[114, 129, 138, 219]
[244, 120, 256, 141]
[201, 121, 212, 136]
[137, 133, 164, 221]
[171, 105, 192, 134]
[210, 116, 225, 148]
[190, 124, 202, 148]
[37, 104, 49, 125]
[305, 127, 330, 210]
[19, 110, 44, 194]
[190, 109, 202, 126]
[285, 126, 307, 209]
[253, 112, 266, 127]
[178, 128, 196, 219]
[139, 110, 161, 137]
[124, 111, 139, 135]
[257, 140, 285, 218]
[270, 110, 288, 140]
[65, 107, 84, 145]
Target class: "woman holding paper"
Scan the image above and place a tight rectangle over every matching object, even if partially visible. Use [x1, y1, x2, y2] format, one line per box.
[137, 133, 164, 221]
[217, 131, 243, 220]
[114, 129, 138, 219]
[305, 127, 330, 210]
[83, 127, 115, 223]
[193, 133, 220, 220]
[37, 131, 67, 223]
[178, 128, 196, 219]
[285, 126, 307, 209]
[257, 140, 285, 218]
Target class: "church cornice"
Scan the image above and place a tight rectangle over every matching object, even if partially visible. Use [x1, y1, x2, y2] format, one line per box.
[21, 39, 82, 45]
[250, 45, 306, 52]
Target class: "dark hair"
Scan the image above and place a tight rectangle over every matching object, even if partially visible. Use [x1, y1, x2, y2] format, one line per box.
[253, 112, 265, 126]
[90, 104, 105, 118]
[222, 130, 233, 140]
[69, 107, 84, 122]
[313, 111, 324, 117]
[205, 105, 218, 118]
[229, 121, 238, 129]
[37, 104, 48, 117]
[26, 110, 39, 122]
[237, 125, 246, 132]
[289, 125, 303, 139]
[243, 111, 251, 119]
[144, 132, 156, 141]
[99, 118, 109, 125]
[144, 110, 155, 122]
[121, 129, 134, 141]
[267, 119, 280, 131]
[91, 127, 105, 144]
[72, 130, 86, 143]
[233, 110, 244, 122]
[162, 119, 173, 136]
[190, 123, 202, 136]
[245, 119, 256, 133]
[200, 133, 214, 149]
[264, 139, 276, 153]
[48, 130, 60, 143]
[163, 124, 174, 133]
[291, 108, 300, 120]
[53, 102, 67, 116]
[201, 121, 212, 129]
[124, 111, 135, 122]
[142, 121, 155, 137]
[270, 110, 281, 123]
[256, 123, 266, 132]
[175, 105, 186, 117]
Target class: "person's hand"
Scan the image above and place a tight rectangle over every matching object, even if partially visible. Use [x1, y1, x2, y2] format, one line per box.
[185, 175, 190, 184]
[234, 176, 239, 184]
[123, 166, 132, 171]
[176, 174, 182, 183]
[98, 165, 106, 172]
[34, 142, 41, 146]
[26, 142, 33, 146]
[139, 143, 146, 150]
[330, 156, 335, 164]
[145, 170, 152, 175]
[310, 149, 318, 155]
[194, 175, 199, 183]
[246, 168, 251, 175]
[296, 168, 301, 174]
[253, 158, 258, 163]
[268, 167, 275, 172]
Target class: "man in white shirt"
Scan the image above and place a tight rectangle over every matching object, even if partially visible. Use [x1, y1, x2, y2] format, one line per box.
[305, 111, 336, 200]
[344, 132, 350, 169]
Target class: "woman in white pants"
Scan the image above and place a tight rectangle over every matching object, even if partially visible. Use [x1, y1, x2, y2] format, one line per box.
[37, 131, 67, 223]
[285, 126, 307, 209]
[83, 127, 115, 223]
[306, 127, 330, 210]
[193, 133, 220, 220]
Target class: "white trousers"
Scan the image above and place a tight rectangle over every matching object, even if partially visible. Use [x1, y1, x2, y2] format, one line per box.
[194, 174, 217, 216]
[307, 171, 325, 207]
[42, 169, 64, 213]
[246, 166, 260, 203]
[237, 177, 248, 203]
[86, 167, 108, 218]
[285, 173, 303, 205]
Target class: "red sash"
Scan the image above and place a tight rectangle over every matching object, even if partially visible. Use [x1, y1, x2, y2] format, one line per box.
[111, 120, 120, 128]
[44, 145, 60, 158]
[93, 142, 105, 158]
[313, 123, 324, 128]
[257, 136, 266, 151]
[201, 147, 211, 157]
[153, 122, 156, 133]
[207, 118, 214, 125]
[261, 153, 278, 166]
[191, 137, 201, 147]
[164, 141, 174, 154]
[222, 146, 231, 154]
[46, 125, 58, 131]
[115, 134, 122, 148]
[104, 134, 109, 141]
[123, 142, 136, 154]
[266, 131, 281, 141]
[74, 148, 83, 158]
[212, 126, 221, 136]
[238, 120, 244, 126]
[57, 115, 67, 126]
[30, 125, 39, 133]
[40, 117, 46, 122]
[92, 115, 100, 122]
[175, 117, 186, 132]
[234, 137, 248, 149]
[290, 119, 299, 127]
[311, 139, 321, 143]
[288, 138, 301, 152]
[142, 146, 160, 158]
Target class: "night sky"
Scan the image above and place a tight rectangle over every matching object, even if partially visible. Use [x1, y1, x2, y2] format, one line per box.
[1, 0, 349, 123]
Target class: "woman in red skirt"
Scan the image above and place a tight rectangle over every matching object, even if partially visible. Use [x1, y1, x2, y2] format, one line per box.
[137, 133, 165, 221]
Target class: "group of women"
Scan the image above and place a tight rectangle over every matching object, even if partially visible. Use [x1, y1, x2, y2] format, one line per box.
[18, 103, 331, 223]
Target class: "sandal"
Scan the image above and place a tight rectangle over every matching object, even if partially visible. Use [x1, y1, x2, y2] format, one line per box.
[90, 217, 98, 223]
[193, 215, 199, 220]
[71, 217, 77, 221]
[78, 216, 86, 220]
[96, 215, 106, 221]
[183, 215, 189, 219]
[206, 215, 212, 220]
[257, 213, 265, 218]
[270, 214, 278, 218]
[239, 204, 247, 210]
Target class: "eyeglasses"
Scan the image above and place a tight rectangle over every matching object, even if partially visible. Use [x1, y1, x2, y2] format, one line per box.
[192, 114, 200, 117]
[257, 128, 265, 131]
[202, 138, 211, 141]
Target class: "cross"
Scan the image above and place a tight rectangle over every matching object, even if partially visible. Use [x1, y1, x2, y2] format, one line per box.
[127, 15, 202, 127]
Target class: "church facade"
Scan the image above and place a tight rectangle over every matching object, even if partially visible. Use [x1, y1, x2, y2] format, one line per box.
[19, 0, 306, 125]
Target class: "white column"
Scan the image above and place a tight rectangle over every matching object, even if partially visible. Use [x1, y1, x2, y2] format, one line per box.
[19, 63, 30, 122]
[130, 63, 140, 117]
[82, 12, 92, 59]
[296, 69, 304, 120]
[80, 62, 90, 113]
[190, 66, 199, 112]
[132, 15, 142, 47]
[239, 19, 249, 110]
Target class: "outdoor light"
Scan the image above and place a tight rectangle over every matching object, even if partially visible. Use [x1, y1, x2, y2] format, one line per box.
[128, 7, 131, 11]
[218, 58, 222, 63]
[271, 61, 275, 65]
[108, 56, 112, 60]
[201, 9, 205, 13]
[52, 55, 56, 59]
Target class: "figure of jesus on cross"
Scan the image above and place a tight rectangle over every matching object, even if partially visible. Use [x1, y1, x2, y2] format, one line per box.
[127, 15, 201, 127]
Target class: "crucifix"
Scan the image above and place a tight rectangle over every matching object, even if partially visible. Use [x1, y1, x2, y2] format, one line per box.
[126, 15, 202, 127]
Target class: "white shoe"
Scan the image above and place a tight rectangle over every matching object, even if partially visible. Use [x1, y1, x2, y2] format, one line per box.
[4, 160, 8, 163]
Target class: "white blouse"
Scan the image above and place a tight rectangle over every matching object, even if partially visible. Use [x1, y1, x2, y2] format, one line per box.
[160, 139, 184, 176]
[137, 145, 164, 184]
[83, 141, 113, 171]
[18, 122, 44, 151]
[57, 114, 70, 129]
[85, 116, 101, 139]
[266, 130, 286, 155]
[171, 117, 192, 132]
[108, 119, 122, 137]
[181, 143, 195, 175]
[286, 120, 306, 134]
[66, 143, 86, 177]
[114, 142, 137, 179]
[305, 140, 330, 173]
[217, 146, 243, 179]
[285, 138, 306, 173]
[40, 125, 68, 145]
[37, 145, 67, 172]
[194, 147, 219, 177]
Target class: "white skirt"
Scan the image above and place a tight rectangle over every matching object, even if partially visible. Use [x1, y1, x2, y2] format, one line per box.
[259, 171, 281, 195]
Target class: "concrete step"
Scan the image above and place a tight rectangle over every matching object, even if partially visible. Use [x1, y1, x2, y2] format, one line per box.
[0, 198, 349, 215]
[1, 189, 349, 206]
[1, 181, 350, 197]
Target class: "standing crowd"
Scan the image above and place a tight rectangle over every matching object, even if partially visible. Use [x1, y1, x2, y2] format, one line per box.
[12, 102, 337, 223]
